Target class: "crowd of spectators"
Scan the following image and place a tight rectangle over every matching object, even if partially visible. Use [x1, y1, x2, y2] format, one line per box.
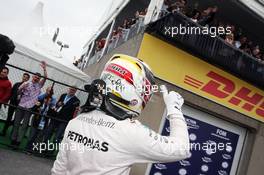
[89, 0, 264, 65]
[73, 56, 86, 70]
[74, 8, 147, 68]
[163, 0, 264, 63]
[94, 8, 147, 53]
[0, 63, 80, 156]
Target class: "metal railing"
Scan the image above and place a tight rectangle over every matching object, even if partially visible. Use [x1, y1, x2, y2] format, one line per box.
[85, 16, 145, 67]
[0, 63, 89, 121]
[0, 63, 90, 156]
[146, 12, 264, 89]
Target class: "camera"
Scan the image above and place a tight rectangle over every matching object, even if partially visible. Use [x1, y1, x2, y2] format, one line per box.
[0, 33, 15, 68]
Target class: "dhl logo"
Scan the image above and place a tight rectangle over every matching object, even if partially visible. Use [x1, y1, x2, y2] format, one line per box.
[184, 71, 264, 119]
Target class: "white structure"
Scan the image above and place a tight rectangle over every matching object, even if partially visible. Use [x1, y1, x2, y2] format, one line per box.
[4, 1, 90, 85]
[0, 2, 91, 120]
[8, 42, 90, 85]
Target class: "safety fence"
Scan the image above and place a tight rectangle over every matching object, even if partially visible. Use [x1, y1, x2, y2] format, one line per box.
[0, 63, 89, 158]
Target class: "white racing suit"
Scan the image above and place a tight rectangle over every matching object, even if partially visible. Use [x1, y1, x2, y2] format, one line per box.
[51, 108, 190, 175]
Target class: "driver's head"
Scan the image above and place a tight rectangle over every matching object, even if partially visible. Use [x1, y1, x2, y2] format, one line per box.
[100, 54, 155, 119]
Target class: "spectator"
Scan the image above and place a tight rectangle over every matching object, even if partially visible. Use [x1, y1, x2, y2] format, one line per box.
[216, 21, 226, 38]
[73, 56, 78, 67]
[73, 60, 78, 67]
[163, 0, 172, 9]
[241, 41, 253, 55]
[190, 10, 201, 22]
[43, 86, 80, 145]
[140, 8, 148, 16]
[95, 38, 106, 52]
[247, 41, 254, 51]
[241, 45, 252, 55]
[120, 19, 130, 29]
[111, 30, 121, 40]
[160, 0, 172, 16]
[252, 45, 260, 58]
[198, 6, 218, 26]
[168, 0, 187, 13]
[255, 53, 262, 61]
[227, 24, 236, 35]
[0, 67, 12, 108]
[11, 61, 47, 148]
[225, 33, 234, 45]
[130, 17, 137, 26]
[95, 41, 100, 52]
[0, 73, 30, 136]
[25, 86, 56, 153]
[235, 36, 247, 49]
[77, 58, 83, 69]
[135, 10, 140, 19]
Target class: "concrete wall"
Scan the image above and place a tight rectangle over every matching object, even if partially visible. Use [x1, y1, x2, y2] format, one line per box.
[246, 125, 264, 175]
[83, 33, 264, 175]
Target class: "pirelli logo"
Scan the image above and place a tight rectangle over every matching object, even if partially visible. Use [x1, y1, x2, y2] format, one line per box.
[184, 71, 264, 120]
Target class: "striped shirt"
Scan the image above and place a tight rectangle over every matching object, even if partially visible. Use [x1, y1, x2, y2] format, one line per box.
[19, 82, 42, 109]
